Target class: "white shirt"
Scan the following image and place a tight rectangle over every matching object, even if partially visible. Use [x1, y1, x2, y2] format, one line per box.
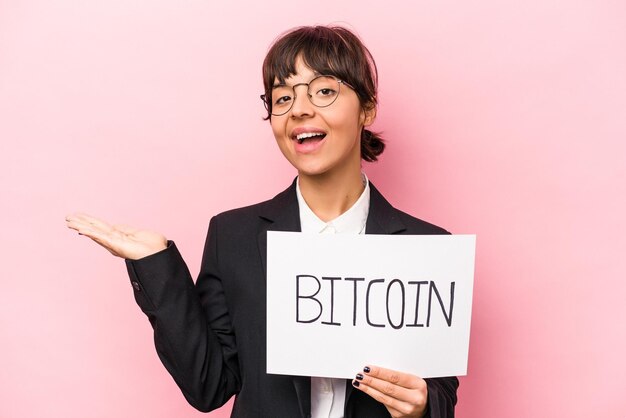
[296, 174, 371, 418]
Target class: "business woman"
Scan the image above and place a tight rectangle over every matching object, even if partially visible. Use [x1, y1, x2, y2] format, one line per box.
[67, 25, 458, 417]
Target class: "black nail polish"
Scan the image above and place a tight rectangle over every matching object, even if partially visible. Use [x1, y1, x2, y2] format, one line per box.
[363, 366, 371, 373]
[352, 380, 360, 387]
[355, 373, 364, 381]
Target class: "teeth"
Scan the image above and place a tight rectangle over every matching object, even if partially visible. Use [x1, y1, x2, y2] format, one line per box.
[296, 132, 325, 141]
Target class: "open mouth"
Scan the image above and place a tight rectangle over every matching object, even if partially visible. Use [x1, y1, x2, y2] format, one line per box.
[295, 132, 327, 144]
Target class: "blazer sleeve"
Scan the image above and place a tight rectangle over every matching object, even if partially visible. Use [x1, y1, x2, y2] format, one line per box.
[423, 376, 459, 417]
[125, 216, 240, 412]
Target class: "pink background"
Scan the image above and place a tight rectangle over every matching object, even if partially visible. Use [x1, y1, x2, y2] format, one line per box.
[1, 1, 625, 417]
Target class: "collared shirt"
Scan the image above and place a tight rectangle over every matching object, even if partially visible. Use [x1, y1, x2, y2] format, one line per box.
[296, 174, 371, 418]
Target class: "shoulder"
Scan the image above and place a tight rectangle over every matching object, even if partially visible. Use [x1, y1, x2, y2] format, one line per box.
[368, 182, 449, 235]
[210, 180, 297, 229]
[391, 207, 449, 235]
[213, 198, 272, 224]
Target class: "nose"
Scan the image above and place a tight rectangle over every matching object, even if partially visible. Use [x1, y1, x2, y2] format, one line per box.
[290, 85, 314, 118]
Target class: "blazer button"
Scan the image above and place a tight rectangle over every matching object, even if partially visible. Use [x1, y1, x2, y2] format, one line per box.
[131, 281, 141, 291]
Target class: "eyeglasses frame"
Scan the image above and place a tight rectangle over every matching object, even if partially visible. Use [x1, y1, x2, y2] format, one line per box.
[260, 75, 355, 117]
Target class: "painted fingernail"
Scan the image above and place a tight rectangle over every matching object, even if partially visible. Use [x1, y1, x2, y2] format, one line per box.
[355, 373, 364, 381]
[352, 380, 360, 387]
[363, 366, 371, 373]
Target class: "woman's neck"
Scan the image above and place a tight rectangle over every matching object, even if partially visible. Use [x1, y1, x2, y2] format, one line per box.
[298, 169, 365, 222]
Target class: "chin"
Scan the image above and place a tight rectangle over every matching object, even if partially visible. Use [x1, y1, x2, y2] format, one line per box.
[295, 167, 327, 177]
[292, 161, 332, 177]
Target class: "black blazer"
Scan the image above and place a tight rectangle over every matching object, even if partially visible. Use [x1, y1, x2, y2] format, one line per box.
[126, 180, 458, 417]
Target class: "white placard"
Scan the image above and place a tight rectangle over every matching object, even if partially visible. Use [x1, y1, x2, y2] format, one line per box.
[266, 231, 475, 379]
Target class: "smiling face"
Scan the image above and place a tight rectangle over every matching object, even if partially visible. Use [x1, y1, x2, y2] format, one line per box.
[270, 58, 375, 180]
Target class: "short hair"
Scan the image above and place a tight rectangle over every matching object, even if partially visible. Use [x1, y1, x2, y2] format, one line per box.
[262, 25, 385, 162]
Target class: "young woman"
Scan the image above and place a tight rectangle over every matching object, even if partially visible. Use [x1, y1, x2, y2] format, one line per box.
[67, 25, 458, 418]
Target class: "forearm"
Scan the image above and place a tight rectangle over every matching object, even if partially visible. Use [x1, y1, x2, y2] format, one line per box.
[126, 242, 240, 411]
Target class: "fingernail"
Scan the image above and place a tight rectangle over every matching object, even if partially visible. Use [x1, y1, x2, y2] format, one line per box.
[363, 366, 371, 373]
[352, 380, 360, 387]
[355, 373, 364, 381]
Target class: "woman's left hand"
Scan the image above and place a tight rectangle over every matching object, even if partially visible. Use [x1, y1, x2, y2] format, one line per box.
[352, 365, 428, 418]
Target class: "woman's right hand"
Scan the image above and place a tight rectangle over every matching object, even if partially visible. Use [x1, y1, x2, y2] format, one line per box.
[66, 213, 168, 260]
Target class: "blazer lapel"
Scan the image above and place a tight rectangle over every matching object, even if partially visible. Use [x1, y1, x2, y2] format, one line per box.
[365, 182, 407, 235]
[257, 178, 301, 277]
[292, 376, 312, 418]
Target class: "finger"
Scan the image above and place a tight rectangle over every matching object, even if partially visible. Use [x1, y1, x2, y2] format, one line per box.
[74, 227, 124, 257]
[355, 373, 416, 403]
[73, 225, 112, 244]
[66, 214, 89, 230]
[68, 213, 114, 232]
[66, 212, 96, 224]
[352, 378, 424, 417]
[363, 365, 424, 389]
[66, 217, 91, 233]
[66, 217, 111, 238]
[66, 217, 95, 232]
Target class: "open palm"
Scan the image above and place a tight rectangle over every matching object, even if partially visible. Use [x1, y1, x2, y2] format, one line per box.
[66, 213, 167, 260]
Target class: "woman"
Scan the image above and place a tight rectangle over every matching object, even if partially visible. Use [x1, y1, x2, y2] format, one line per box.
[67, 25, 458, 418]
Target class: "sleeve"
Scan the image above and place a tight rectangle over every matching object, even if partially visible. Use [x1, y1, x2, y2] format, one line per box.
[422, 376, 459, 418]
[124, 216, 241, 412]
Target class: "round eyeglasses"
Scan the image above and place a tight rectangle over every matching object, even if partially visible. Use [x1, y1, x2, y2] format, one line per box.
[261, 75, 354, 116]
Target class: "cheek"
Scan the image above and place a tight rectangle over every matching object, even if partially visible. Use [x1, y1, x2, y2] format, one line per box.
[329, 112, 362, 139]
[270, 121, 292, 158]
[270, 119, 285, 141]
[329, 99, 365, 135]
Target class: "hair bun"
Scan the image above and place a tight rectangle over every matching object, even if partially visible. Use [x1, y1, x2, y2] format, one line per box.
[361, 129, 385, 162]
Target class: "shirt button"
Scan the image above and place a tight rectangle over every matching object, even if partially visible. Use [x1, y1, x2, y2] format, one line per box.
[131, 281, 141, 291]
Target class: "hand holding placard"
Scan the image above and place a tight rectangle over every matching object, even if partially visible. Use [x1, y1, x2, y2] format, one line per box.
[352, 365, 428, 418]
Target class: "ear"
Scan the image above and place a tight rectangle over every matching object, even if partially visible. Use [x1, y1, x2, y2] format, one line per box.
[361, 106, 377, 127]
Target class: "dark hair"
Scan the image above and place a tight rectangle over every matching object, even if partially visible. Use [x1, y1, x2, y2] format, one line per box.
[262, 25, 385, 162]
